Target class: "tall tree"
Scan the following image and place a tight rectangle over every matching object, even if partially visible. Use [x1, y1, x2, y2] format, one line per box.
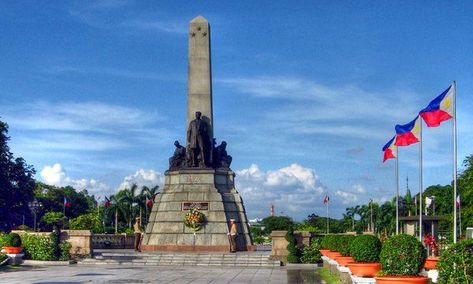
[0, 120, 36, 231]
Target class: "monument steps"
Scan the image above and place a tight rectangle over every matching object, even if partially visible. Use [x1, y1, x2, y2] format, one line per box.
[79, 251, 281, 267]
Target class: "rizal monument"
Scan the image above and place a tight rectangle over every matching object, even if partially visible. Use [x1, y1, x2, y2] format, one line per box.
[142, 16, 255, 252]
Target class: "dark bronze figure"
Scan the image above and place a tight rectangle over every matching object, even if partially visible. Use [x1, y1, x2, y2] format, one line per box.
[214, 141, 232, 169]
[169, 140, 186, 170]
[187, 111, 209, 167]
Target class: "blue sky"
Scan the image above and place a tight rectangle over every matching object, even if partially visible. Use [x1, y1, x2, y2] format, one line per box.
[1, 1, 472, 220]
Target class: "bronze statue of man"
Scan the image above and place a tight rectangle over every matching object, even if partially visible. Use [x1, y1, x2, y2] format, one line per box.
[187, 111, 208, 167]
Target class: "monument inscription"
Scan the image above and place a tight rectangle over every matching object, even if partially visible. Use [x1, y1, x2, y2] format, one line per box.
[182, 202, 209, 211]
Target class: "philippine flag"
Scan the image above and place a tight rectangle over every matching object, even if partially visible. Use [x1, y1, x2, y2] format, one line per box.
[64, 197, 71, 208]
[382, 136, 397, 162]
[419, 85, 454, 127]
[456, 195, 461, 209]
[395, 116, 421, 146]
[323, 195, 330, 205]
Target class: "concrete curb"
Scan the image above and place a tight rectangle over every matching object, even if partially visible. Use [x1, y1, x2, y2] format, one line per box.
[285, 263, 319, 269]
[23, 260, 76, 266]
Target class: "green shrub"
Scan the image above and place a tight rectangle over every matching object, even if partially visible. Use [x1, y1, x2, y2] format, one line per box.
[338, 235, 355, 256]
[379, 234, 426, 276]
[3, 233, 22, 247]
[0, 232, 6, 247]
[301, 238, 322, 263]
[349, 235, 381, 262]
[21, 234, 56, 261]
[285, 227, 301, 263]
[321, 235, 338, 250]
[59, 242, 72, 261]
[69, 213, 102, 233]
[438, 238, 473, 283]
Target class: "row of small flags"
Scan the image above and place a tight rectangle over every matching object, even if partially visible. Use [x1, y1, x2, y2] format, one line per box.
[383, 84, 454, 162]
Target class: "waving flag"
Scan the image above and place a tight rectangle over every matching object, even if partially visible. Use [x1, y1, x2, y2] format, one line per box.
[64, 197, 71, 208]
[395, 116, 421, 146]
[323, 195, 330, 205]
[382, 136, 397, 162]
[456, 195, 461, 209]
[420, 85, 454, 127]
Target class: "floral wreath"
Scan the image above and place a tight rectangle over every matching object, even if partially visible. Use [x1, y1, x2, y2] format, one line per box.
[184, 208, 206, 231]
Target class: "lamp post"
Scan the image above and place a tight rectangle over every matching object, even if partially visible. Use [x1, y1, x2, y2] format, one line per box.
[28, 199, 43, 232]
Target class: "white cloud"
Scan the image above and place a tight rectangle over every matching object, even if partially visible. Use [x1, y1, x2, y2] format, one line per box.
[40, 163, 67, 185]
[353, 184, 366, 193]
[40, 163, 112, 197]
[235, 163, 324, 220]
[335, 190, 359, 205]
[117, 169, 164, 192]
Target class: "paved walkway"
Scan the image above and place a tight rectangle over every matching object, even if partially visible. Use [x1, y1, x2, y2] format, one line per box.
[0, 264, 322, 283]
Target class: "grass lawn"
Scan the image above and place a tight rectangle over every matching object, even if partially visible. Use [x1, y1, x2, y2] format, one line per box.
[318, 267, 341, 284]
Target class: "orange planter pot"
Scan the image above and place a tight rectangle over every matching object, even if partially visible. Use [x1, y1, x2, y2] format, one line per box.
[424, 256, 439, 270]
[375, 276, 429, 284]
[326, 251, 342, 259]
[1, 246, 22, 254]
[319, 249, 330, 256]
[346, 262, 381, 277]
[336, 256, 355, 267]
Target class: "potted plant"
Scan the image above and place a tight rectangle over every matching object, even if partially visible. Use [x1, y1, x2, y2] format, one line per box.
[1, 233, 22, 254]
[375, 234, 428, 284]
[422, 234, 438, 270]
[336, 235, 355, 267]
[326, 235, 343, 259]
[346, 235, 382, 277]
[319, 235, 332, 256]
[437, 238, 473, 283]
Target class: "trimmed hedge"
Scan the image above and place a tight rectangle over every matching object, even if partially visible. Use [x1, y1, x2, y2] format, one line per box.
[438, 238, 473, 283]
[379, 234, 426, 276]
[349, 235, 381, 262]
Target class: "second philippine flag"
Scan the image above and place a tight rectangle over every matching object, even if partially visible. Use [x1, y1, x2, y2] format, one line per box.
[419, 85, 454, 127]
[382, 136, 397, 162]
[395, 116, 421, 146]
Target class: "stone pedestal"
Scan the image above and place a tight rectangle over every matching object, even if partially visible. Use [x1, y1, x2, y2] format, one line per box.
[142, 169, 255, 252]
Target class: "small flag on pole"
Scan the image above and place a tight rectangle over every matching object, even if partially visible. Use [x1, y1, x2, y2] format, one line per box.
[419, 85, 454, 127]
[456, 195, 461, 209]
[323, 195, 330, 205]
[395, 116, 421, 146]
[425, 197, 433, 208]
[146, 197, 154, 208]
[64, 197, 71, 208]
[382, 136, 397, 162]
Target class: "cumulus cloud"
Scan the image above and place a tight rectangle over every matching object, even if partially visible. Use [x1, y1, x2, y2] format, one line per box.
[235, 163, 324, 220]
[40, 163, 111, 197]
[117, 169, 164, 192]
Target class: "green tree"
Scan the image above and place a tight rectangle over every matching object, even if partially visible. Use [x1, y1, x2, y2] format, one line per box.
[0, 119, 36, 231]
[104, 194, 128, 234]
[261, 216, 294, 234]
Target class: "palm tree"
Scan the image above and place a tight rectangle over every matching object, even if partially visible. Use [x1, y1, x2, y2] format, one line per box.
[105, 194, 127, 234]
[140, 185, 160, 225]
[118, 184, 141, 228]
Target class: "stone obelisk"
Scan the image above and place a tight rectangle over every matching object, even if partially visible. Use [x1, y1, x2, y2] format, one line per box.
[142, 16, 254, 252]
[187, 16, 213, 142]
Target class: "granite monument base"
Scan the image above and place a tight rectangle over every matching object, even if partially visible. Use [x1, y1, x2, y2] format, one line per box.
[142, 169, 255, 252]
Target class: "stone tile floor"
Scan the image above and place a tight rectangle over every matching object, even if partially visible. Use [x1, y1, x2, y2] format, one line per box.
[0, 264, 322, 283]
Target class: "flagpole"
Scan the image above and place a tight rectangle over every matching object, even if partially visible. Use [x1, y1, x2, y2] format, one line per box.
[326, 201, 329, 234]
[419, 117, 423, 241]
[396, 147, 399, 235]
[459, 201, 462, 238]
[453, 81, 458, 243]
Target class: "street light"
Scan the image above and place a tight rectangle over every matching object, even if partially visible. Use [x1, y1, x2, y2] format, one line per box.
[28, 199, 43, 232]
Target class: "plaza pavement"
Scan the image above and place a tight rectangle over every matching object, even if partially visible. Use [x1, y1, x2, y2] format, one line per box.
[0, 264, 322, 284]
